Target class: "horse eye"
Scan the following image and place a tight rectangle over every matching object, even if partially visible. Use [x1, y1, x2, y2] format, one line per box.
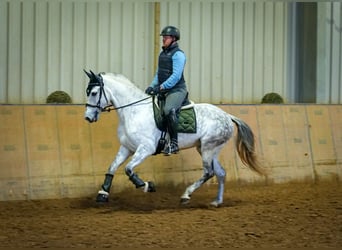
[91, 92, 97, 96]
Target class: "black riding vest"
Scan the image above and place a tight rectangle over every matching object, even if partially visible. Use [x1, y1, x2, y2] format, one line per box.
[157, 43, 186, 90]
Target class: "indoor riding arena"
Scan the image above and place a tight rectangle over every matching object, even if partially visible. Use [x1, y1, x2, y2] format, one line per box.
[1, 1, 342, 248]
[0, 104, 341, 248]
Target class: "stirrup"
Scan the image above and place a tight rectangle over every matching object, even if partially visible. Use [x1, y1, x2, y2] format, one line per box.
[162, 142, 179, 155]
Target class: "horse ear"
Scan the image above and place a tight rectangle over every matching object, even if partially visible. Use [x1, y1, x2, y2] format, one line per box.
[83, 69, 92, 79]
[90, 70, 96, 78]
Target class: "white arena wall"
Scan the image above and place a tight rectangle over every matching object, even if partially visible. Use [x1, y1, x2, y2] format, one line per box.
[1, 1, 341, 105]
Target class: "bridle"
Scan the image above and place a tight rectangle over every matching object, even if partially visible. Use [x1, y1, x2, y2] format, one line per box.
[85, 73, 111, 112]
[85, 73, 151, 112]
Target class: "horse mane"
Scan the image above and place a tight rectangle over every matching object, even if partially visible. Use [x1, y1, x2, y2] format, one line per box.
[103, 72, 132, 85]
[102, 72, 145, 96]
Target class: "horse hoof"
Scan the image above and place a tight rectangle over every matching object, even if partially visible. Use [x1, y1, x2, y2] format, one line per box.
[144, 181, 156, 192]
[96, 193, 109, 203]
[180, 198, 190, 205]
[148, 181, 156, 192]
[210, 200, 222, 208]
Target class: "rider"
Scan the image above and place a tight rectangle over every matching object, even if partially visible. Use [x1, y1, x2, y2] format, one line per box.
[145, 25, 188, 155]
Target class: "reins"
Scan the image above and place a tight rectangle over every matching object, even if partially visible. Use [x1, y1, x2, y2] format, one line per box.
[84, 71, 152, 112]
[85, 77, 151, 112]
[99, 96, 152, 112]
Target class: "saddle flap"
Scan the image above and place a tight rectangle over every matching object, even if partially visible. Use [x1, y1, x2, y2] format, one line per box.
[152, 96, 197, 133]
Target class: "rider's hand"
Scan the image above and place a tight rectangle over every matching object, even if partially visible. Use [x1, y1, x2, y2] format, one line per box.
[152, 86, 161, 95]
[145, 86, 154, 95]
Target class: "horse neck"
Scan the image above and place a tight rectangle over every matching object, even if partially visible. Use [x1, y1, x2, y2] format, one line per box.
[104, 76, 147, 110]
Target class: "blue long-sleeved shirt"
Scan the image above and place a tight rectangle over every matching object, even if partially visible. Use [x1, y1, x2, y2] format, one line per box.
[150, 51, 186, 90]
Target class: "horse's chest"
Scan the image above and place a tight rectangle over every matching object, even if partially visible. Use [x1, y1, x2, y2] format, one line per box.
[118, 122, 147, 147]
[118, 131, 139, 151]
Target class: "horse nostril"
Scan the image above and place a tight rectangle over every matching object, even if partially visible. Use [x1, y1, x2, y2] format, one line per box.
[85, 117, 92, 122]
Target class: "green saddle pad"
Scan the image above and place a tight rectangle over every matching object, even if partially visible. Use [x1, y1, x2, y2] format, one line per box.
[153, 97, 197, 133]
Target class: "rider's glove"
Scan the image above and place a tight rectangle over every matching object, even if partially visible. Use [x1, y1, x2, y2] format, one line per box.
[145, 86, 161, 95]
[145, 86, 154, 95]
[152, 86, 161, 95]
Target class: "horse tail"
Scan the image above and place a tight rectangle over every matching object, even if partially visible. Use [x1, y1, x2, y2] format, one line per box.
[231, 116, 267, 177]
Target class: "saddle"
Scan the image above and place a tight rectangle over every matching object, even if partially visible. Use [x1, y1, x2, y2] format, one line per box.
[152, 94, 197, 134]
[152, 94, 197, 155]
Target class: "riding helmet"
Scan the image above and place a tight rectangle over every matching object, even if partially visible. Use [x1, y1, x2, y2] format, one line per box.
[160, 26, 180, 41]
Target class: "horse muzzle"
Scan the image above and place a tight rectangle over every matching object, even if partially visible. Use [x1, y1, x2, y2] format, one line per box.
[84, 108, 100, 123]
[85, 116, 97, 123]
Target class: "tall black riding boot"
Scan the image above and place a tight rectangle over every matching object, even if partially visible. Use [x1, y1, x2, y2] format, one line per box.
[162, 109, 179, 155]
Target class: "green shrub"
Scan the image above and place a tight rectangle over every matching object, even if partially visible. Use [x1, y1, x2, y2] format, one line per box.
[46, 91, 72, 104]
[261, 92, 284, 104]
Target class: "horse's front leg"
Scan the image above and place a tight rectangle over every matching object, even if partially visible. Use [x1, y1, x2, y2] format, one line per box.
[124, 144, 156, 193]
[96, 145, 131, 202]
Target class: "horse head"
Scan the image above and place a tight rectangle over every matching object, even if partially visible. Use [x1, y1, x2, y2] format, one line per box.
[84, 69, 111, 122]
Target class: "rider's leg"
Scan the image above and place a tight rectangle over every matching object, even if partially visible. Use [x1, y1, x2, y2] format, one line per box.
[162, 89, 187, 155]
[162, 108, 179, 154]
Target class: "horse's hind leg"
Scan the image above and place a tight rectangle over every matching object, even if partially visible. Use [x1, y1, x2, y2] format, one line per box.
[210, 158, 226, 207]
[180, 158, 226, 206]
[181, 144, 226, 206]
[180, 168, 214, 204]
[180, 146, 215, 204]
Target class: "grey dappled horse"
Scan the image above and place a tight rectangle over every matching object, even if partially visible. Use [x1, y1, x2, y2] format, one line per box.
[84, 70, 266, 207]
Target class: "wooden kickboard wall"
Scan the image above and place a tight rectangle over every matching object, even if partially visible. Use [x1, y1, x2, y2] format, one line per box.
[0, 104, 341, 201]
